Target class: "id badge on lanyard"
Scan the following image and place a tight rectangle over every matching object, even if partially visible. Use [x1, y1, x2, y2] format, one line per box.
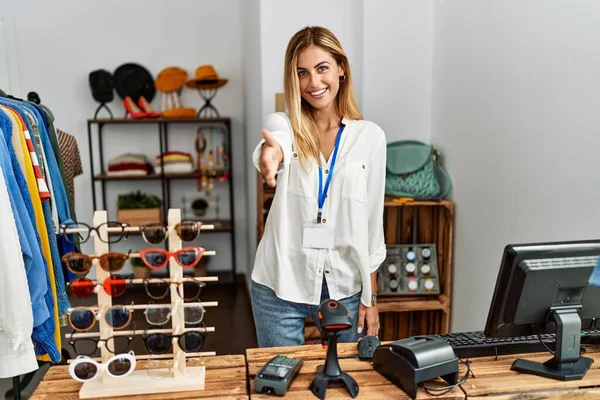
[302, 123, 344, 250]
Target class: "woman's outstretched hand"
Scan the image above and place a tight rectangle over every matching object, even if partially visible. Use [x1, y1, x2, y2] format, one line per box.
[259, 129, 283, 188]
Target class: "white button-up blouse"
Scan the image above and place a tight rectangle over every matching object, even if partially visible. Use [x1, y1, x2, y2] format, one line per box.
[251, 112, 387, 307]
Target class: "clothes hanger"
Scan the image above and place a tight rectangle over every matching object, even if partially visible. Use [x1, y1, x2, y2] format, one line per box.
[6, 94, 24, 102]
[27, 92, 55, 123]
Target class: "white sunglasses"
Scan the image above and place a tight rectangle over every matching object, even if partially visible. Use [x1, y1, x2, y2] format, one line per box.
[69, 351, 136, 382]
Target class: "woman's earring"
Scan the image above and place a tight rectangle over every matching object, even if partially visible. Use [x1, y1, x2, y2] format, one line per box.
[339, 75, 346, 82]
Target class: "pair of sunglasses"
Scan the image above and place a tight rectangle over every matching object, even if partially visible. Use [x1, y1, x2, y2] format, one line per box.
[69, 351, 136, 383]
[139, 221, 203, 245]
[68, 303, 133, 332]
[138, 247, 205, 270]
[142, 326, 206, 354]
[144, 303, 205, 326]
[59, 221, 131, 244]
[69, 331, 134, 356]
[70, 275, 132, 299]
[144, 279, 205, 302]
[62, 251, 131, 275]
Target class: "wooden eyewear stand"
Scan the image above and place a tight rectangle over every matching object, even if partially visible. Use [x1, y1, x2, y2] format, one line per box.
[64, 209, 218, 398]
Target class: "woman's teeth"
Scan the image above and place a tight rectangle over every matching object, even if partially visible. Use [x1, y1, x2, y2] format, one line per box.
[310, 88, 327, 98]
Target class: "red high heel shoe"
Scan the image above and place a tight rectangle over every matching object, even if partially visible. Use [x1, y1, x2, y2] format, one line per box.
[123, 96, 148, 119]
[138, 96, 160, 118]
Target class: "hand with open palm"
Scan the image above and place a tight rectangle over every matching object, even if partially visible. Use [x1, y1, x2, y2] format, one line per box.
[259, 129, 283, 188]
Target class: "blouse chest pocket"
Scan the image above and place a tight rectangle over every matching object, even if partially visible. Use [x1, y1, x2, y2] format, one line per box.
[341, 161, 368, 205]
[287, 152, 315, 199]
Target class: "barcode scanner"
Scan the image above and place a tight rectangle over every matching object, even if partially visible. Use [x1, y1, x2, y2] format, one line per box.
[319, 300, 352, 337]
[310, 299, 359, 399]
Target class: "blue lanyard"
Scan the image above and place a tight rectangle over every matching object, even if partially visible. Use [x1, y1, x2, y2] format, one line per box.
[317, 123, 344, 223]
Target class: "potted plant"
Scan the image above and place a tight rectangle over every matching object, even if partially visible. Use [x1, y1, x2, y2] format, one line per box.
[191, 198, 209, 217]
[130, 256, 149, 280]
[117, 190, 162, 226]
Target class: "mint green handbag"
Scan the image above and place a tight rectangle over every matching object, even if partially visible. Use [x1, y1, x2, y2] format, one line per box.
[385, 140, 453, 200]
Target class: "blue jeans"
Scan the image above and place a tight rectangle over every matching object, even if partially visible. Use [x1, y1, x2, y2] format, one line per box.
[251, 279, 364, 347]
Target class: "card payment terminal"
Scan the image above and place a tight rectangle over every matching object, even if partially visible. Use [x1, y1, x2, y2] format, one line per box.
[254, 355, 303, 396]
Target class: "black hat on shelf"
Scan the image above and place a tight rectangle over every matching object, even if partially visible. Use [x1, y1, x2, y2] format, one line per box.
[89, 69, 114, 103]
[113, 63, 156, 102]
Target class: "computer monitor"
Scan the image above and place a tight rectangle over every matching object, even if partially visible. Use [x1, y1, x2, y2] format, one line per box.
[483, 239, 600, 381]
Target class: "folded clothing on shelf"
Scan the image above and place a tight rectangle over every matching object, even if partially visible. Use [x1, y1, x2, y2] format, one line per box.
[155, 151, 194, 175]
[107, 153, 154, 176]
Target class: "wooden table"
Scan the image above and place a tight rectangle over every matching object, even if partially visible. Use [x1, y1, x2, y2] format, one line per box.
[29, 355, 248, 400]
[28, 344, 600, 399]
[462, 345, 600, 399]
[247, 343, 600, 399]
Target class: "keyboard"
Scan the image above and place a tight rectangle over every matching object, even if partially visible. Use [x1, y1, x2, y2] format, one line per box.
[430, 330, 600, 359]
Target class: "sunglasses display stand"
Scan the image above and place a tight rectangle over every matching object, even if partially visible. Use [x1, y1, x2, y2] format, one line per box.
[67, 209, 217, 399]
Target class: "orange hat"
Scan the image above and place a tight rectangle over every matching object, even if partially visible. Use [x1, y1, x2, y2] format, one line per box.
[155, 67, 188, 93]
[186, 65, 228, 90]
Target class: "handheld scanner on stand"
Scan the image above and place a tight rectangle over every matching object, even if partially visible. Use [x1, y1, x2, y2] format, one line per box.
[318, 300, 352, 347]
[311, 299, 360, 399]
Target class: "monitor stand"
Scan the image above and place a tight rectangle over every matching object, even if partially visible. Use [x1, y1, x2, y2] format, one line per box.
[511, 306, 594, 381]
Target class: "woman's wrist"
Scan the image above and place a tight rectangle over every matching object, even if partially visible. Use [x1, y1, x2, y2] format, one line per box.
[370, 293, 377, 307]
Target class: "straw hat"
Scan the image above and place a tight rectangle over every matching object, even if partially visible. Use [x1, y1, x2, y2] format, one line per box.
[186, 65, 228, 90]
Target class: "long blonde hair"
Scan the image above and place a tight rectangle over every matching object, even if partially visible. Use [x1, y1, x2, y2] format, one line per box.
[284, 26, 362, 166]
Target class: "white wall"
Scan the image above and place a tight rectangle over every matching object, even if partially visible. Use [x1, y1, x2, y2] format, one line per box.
[259, 0, 362, 119]
[0, 11, 21, 96]
[432, 0, 600, 332]
[3, 0, 247, 276]
[363, 0, 433, 142]
[242, 0, 263, 278]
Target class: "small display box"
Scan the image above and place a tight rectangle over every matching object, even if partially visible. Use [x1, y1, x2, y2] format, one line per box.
[378, 244, 440, 296]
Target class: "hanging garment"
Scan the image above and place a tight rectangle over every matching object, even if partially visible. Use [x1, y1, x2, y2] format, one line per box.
[56, 129, 83, 204]
[15, 102, 72, 315]
[0, 112, 60, 363]
[17, 108, 68, 359]
[0, 106, 51, 202]
[35, 106, 79, 278]
[0, 163, 39, 378]
[38, 104, 78, 224]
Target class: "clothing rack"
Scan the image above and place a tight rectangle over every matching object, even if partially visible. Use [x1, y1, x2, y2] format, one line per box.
[1, 91, 77, 398]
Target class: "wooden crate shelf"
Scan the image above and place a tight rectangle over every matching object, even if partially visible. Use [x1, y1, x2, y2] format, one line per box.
[256, 174, 454, 343]
[377, 297, 448, 313]
[380, 198, 454, 340]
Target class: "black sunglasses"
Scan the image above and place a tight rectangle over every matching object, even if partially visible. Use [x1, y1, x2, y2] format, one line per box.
[59, 221, 131, 244]
[69, 322, 135, 356]
[142, 324, 206, 354]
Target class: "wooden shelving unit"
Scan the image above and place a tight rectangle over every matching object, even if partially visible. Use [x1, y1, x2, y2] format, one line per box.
[378, 199, 453, 341]
[256, 173, 454, 342]
[93, 172, 200, 181]
[87, 117, 237, 282]
[256, 172, 275, 245]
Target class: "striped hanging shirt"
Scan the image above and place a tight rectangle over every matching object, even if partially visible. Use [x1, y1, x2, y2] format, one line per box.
[1, 106, 51, 202]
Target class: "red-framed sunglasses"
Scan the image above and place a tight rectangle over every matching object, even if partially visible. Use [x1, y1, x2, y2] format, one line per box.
[137, 247, 205, 270]
[70, 275, 132, 299]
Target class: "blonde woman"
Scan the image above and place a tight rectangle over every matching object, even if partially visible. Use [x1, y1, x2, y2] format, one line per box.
[251, 26, 387, 347]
